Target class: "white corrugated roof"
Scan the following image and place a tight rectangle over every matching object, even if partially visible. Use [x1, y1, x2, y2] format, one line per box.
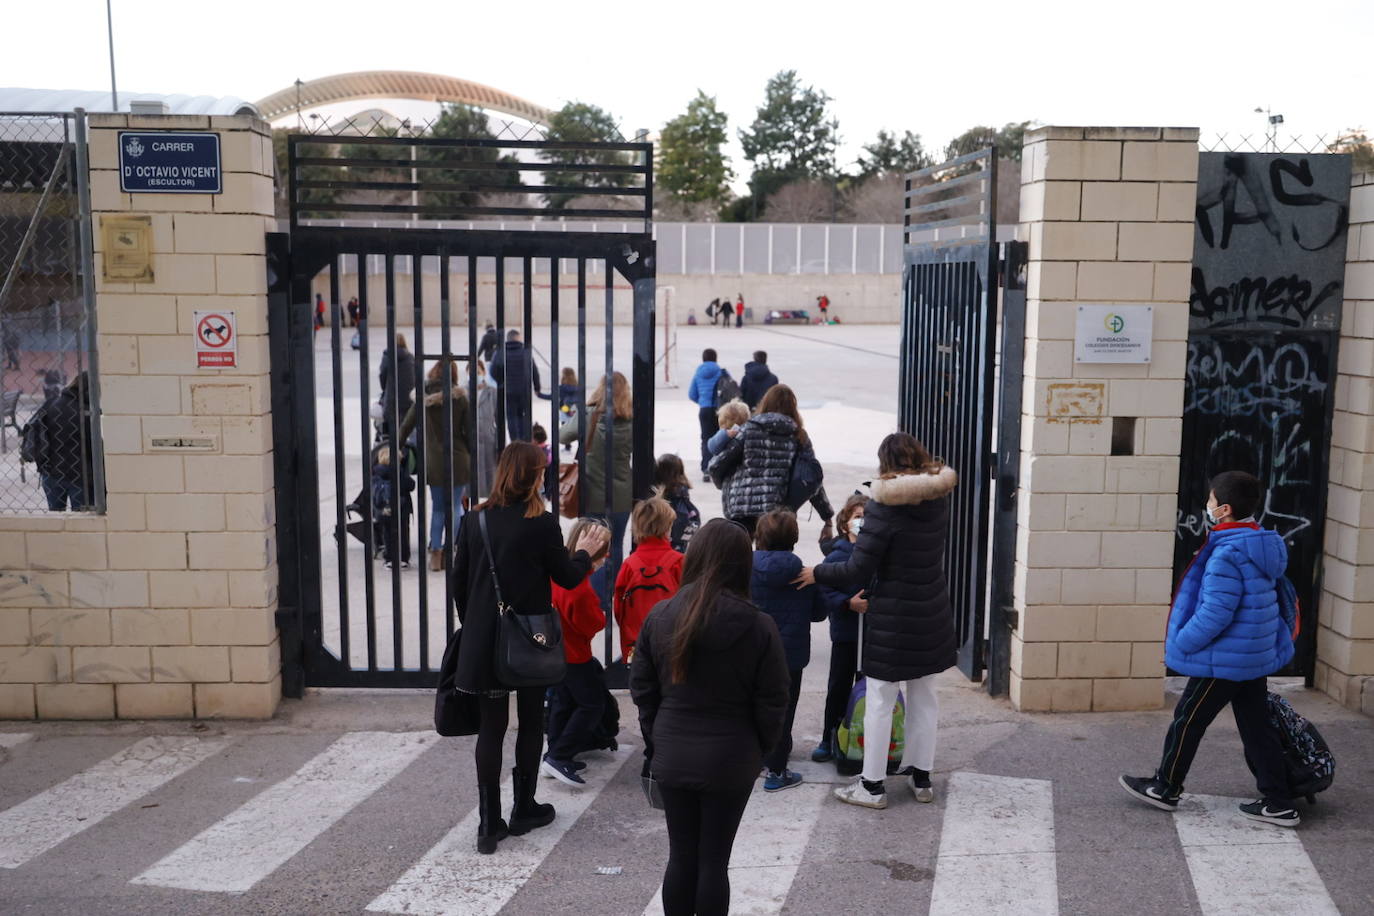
[0, 87, 259, 117]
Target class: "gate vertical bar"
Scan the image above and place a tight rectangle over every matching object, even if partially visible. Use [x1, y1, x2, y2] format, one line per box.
[467, 258, 479, 499]
[439, 251, 455, 638]
[72, 109, 107, 512]
[328, 257, 350, 666]
[632, 271, 656, 502]
[412, 255, 429, 669]
[548, 260, 561, 509]
[357, 252, 378, 671]
[267, 232, 304, 696]
[576, 260, 588, 516]
[384, 253, 403, 667]
[494, 257, 507, 447]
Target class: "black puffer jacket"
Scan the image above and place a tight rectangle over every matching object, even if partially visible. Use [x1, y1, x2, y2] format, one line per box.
[629, 587, 789, 792]
[708, 413, 833, 521]
[813, 468, 958, 682]
[739, 361, 779, 409]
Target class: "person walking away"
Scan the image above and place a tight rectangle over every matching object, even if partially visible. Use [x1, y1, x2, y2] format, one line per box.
[314, 293, 326, 331]
[630, 520, 790, 916]
[719, 296, 735, 328]
[739, 351, 779, 410]
[478, 323, 500, 365]
[709, 384, 834, 539]
[451, 443, 610, 854]
[687, 349, 724, 482]
[614, 497, 684, 661]
[558, 367, 579, 417]
[795, 433, 957, 809]
[23, 372, 96, 511]
[816, 294, 830, 323]
[378, 333, 416, 441]
[810, 493, 869, 762]
[370, 445, 414, 569]
[654, 454, 701, 554]
[735, 293, 745, 328]
[706, 400, 750, 459]
[560, 371, 634, 613]
[490, 329, 548, 443]
[399, 361, 471, 572]
[750, 509, 828, 792]
[1119, 470, 1302, 826]
[472, 360, 499, 499]
[544, 517, 615, 786]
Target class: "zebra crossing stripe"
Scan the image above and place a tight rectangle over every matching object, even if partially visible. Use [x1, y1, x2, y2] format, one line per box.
[0, 733, 32, 749]
[928, 771, 1059, 916]
[1174, 794, 1338, 916]
[133, 731, 435, 893]
[642, 779, 831, 916]
[367, 746, 635, 916]
[0, 736, 228, 869]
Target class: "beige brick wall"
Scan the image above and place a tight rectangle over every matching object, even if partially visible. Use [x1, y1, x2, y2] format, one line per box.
[0, 114, 279, 720]
[1317, 170, 1374, 713]
[1011, 126, 1198, 712]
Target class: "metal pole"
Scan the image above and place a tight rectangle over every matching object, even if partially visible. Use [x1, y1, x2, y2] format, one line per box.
[105, 0, 118, 111]
[73, 110, 107, 511]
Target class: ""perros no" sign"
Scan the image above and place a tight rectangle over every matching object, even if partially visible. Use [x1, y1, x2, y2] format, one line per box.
[118, 132, 222, 194]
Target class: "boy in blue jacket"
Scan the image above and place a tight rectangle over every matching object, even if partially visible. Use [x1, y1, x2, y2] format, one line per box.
[751, 508, 829, 792]
[1120, 471, 1300, 826]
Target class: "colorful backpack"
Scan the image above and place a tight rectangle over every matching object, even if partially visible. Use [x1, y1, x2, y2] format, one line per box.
[1247, 692, 1335, 803]
[831, 620, 904, 775]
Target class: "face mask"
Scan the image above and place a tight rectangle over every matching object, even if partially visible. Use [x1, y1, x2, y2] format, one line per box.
[850, 517, 865, 536]
[1204, 506, 1220, 526]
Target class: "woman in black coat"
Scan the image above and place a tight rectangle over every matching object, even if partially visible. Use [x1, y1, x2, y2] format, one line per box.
[378, 333, 415, 439]
[630, 519, 789, 916]
[796, 432, 957, 811]
[452, 442, 609, 854]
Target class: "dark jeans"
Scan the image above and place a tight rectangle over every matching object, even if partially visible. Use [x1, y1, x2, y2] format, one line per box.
[697, 407, 717, 473]
[661, 785, 752, 916]
[547, 659, 607, 760]
[764, 668, 805, 774]
[821, 639, 859, 742]
[40, 474, 86, 512]
[1155, 675, 1293, 806]
[475, 686, 545, 784]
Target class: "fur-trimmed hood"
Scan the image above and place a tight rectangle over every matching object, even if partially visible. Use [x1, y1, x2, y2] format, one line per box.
[870, 466, 958, 506]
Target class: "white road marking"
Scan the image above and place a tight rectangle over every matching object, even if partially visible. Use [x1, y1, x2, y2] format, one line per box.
[643, 778, 830, 916]
[0, 736, 227, 869]
[0, 733, 32, 749]
[1174, 794, 1338, 916]
[367, 745, 635, 916]
[133, 731, 435, 893]
[929, 771, 1058, 916]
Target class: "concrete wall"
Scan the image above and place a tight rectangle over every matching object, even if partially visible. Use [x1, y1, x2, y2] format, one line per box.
[0, 113, 280, 720]
[1318, 171, 1374, 714]
[1010, 126, 1199, 712]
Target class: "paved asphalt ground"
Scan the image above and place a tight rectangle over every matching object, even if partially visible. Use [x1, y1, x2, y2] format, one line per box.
[1, 676, 1371, 915]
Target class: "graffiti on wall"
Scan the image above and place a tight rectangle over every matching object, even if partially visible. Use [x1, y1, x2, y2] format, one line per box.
[1176, 151, 1351, 676]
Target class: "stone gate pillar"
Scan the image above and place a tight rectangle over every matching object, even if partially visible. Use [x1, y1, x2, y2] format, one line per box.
[1010, 127, 1199, 711]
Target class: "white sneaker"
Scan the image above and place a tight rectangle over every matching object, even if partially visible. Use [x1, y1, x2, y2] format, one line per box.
[834, 779, 887, 809]
[907, 775, 934, 803]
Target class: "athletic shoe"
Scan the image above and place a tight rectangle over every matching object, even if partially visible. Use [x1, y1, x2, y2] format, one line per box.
[540, 755, 586, 787]
[1118, 774, 1181, 811]
[702, 474, 710, 483]
[901, 767, 934, 803]
[810, 740, 833, 763]
[1239, 799, 1300, 827]
[834, 779, 887, 809]
[764, 770, 803, 792]
[540, 759, 588, 779]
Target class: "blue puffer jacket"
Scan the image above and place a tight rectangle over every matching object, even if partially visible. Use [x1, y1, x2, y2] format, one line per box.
[750, 550, 828, 670]
[687, 362, 722, 409]
[818, 538, 862, 643]
[1165, 524, 1294, 681]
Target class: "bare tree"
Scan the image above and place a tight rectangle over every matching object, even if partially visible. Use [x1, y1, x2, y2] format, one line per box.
[844, 173, 904, 223]
[763, 180, 838, 222]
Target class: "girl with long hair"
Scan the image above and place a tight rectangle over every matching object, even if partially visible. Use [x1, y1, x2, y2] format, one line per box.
[451, 442, 609, 854]
[630, 519, 789, 916]
[399, 360, 472, 571]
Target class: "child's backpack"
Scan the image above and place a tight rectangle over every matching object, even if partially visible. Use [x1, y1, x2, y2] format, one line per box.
[714, 370, 740, 406]
[370, 473, 395, 517]
[616, 564, 677, 660]
[832, 620, 904, 775]
[1247, 692, 1335, 803]
[666, 490, 700, 554]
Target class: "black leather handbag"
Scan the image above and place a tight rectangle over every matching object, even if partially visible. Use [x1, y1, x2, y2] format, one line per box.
[479, 510, 567, 688]
[433, 626, 480, 737]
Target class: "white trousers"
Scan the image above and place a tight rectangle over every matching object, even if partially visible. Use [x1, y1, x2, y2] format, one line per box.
[862, 674, 939, 783]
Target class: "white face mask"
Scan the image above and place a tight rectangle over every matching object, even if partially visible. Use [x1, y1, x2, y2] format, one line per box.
[850, 516, 865, 537]
[1204, 506, 1221, 526]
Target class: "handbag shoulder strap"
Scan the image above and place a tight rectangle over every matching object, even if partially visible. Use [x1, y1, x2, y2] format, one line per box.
[477, 509, 508, 613]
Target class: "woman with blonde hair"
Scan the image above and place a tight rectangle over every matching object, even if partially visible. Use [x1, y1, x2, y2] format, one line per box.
[451, 442, 610, 854]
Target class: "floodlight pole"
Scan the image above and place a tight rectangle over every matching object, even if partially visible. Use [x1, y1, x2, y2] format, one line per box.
[105, 0, 118, 111]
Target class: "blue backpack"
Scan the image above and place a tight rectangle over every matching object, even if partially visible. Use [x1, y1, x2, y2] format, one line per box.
[1246, 693, 1335, 803]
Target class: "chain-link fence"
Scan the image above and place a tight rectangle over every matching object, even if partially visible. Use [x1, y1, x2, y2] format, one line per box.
[0, 111, 102, 513]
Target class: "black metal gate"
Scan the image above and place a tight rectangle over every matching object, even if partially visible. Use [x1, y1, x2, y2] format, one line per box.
[270, 131, 656, 692]
[898, 148, 1024, 691]
[1174, 151, 1351, 681]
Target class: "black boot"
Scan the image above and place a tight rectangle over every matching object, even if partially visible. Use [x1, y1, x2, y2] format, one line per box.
[508, 767, 555, 835]
[476, 783, 508, 854]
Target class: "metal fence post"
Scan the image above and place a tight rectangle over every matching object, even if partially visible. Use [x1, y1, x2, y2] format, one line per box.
[73, 109, 107, 512]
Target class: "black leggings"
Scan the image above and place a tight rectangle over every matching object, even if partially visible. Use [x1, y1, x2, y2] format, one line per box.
[475, 687, 545, 785]
[660, 785, 752, 916]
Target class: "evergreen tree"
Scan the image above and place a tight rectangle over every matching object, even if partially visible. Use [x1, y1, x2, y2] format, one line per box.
[659, 91, 733, 205]
[738, 70, 840, 211]
[856, 129, 933, 179]
[543, 102, 632, 209]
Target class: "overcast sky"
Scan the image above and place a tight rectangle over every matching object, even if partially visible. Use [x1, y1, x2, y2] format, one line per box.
[4, 0, 1371, 182]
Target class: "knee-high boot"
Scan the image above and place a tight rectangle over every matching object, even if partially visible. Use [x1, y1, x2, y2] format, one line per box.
[508, 767, 556, 835]
[476, 783, 508, 854]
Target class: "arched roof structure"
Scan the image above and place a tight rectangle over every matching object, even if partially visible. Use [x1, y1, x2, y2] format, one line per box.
[254, 71, 552, 126]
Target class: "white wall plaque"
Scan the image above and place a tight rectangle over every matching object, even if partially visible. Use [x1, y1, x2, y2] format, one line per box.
[1074, 305, 1153, 364]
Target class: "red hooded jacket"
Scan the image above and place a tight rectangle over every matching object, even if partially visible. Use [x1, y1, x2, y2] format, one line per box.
[552, 575, 605, 665]
[613, 537, 683, 660]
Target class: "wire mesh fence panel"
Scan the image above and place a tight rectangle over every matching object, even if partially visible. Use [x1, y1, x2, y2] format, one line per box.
[0, 112, 99, 514]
